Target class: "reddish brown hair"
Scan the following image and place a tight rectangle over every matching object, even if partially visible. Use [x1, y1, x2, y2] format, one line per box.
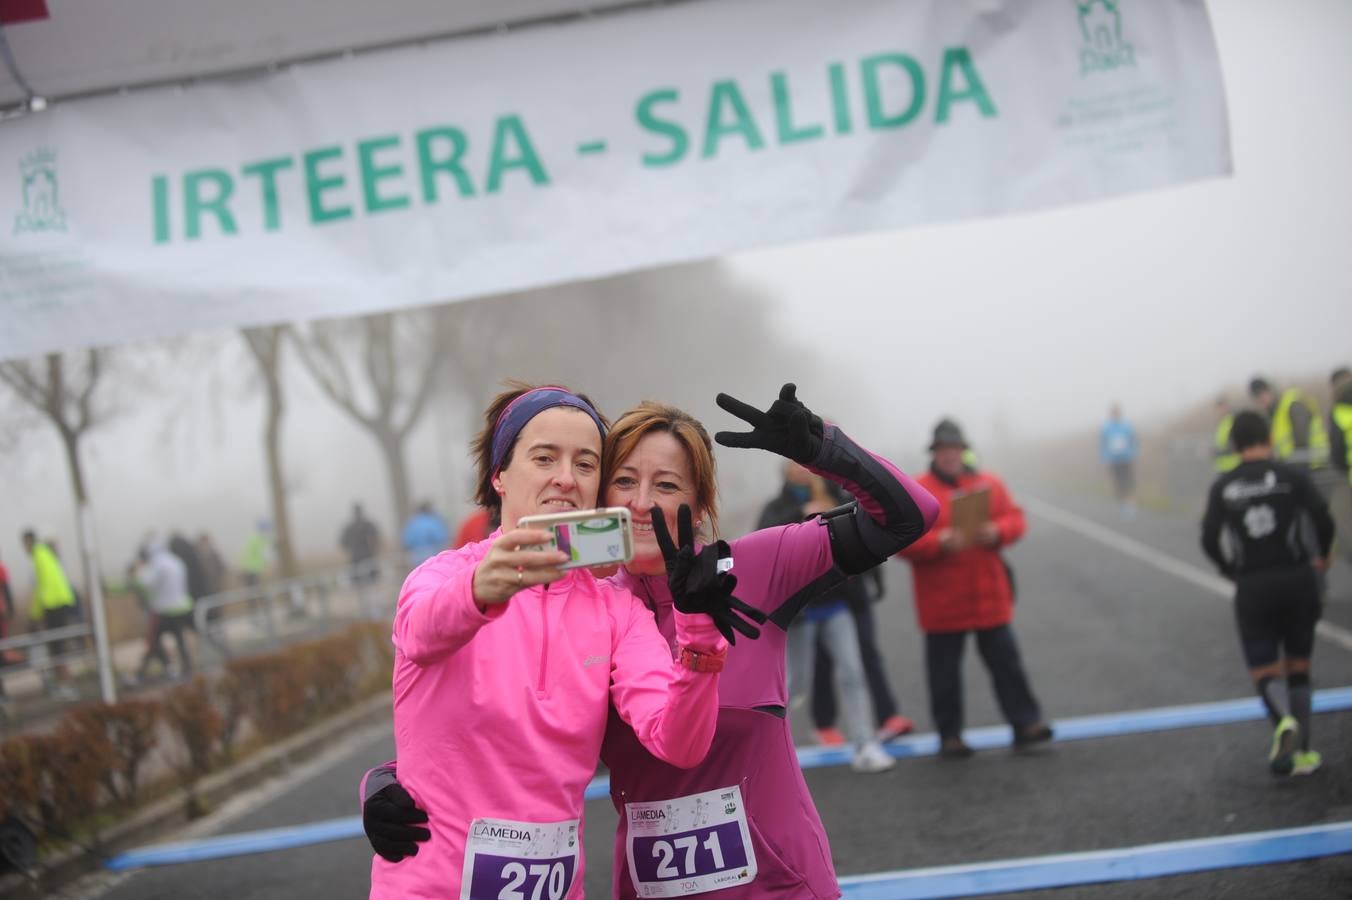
[601, 401, 720, 538]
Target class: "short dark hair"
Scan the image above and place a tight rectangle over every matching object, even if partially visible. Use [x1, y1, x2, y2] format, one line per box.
[1248, 377, 1272, 397]
[1230, 410, 1270, 452]
[21, 529, 36, 543]
[1332, 367, 1351, 386]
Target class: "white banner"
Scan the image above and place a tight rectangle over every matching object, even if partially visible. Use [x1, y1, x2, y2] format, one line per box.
[0, 0, 1229, 360]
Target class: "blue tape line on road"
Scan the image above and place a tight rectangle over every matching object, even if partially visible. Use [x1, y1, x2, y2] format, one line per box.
[594, 685, 1352, 794]
[838, 820, 1352, 899]
[105, 817, 365, 871]
[106, 687, 1352, 871]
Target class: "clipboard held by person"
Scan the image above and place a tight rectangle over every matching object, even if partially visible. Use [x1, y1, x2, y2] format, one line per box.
[949, 487, 990, 543]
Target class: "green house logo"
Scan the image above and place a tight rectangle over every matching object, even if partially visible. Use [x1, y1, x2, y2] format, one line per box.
[1077, 0, 1136, 75]
[14, 147, 67, 234]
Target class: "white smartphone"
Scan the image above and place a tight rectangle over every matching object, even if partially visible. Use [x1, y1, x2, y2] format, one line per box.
[516, 507, 635, 569]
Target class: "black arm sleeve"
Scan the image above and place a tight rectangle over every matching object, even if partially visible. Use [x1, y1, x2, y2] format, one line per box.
[808, 425, 931, 573]
[1200, 482, 1229, 574]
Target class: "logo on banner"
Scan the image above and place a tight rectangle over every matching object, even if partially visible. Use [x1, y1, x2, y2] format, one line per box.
[1076, 0, 1135, 75]
[14, 147, 67, 235]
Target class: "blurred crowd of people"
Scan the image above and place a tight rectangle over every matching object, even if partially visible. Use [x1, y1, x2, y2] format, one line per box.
[0, 494, 503, 705]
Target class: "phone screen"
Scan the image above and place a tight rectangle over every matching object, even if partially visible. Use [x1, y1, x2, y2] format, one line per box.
[519, 509, 632, 569]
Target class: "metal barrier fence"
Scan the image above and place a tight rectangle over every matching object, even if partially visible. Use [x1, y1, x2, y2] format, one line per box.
[0, 622, 95, 680]
[189, 554, 402, 649]
[0, 552, 408, 705]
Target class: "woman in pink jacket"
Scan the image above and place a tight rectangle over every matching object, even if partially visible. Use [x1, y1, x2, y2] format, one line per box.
[366, 384, 938, 898]
[368, 383, 756, 900]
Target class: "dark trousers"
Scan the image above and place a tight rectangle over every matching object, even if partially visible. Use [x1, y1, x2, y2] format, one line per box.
[42, 605, 76, 659]
[139, 612, 193, 677]
[812, 599, 899, 728]
[925, 624, 1042, 740]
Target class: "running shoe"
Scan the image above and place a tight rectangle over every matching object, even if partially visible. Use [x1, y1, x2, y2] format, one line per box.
[1269, 716, 1299, 775]
[939, 737, 975, 760]
[1013, 722, 1054, 749]
[1290, 749, 1322, 776]
[851, 740, 896, 773]
[815, 727, 846, 747]
[877, 715, 915, 742]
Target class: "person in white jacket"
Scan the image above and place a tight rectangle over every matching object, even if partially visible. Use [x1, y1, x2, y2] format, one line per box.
[133, 538, 195, 679]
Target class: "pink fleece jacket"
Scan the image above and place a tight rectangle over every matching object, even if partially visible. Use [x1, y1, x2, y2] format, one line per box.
[369, 534, 727, 900]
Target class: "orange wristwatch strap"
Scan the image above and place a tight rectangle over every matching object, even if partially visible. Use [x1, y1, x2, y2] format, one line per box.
[677, 645, 727, 673]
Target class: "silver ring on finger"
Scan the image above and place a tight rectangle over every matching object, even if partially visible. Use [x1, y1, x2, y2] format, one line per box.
[516, 568, 523, 586]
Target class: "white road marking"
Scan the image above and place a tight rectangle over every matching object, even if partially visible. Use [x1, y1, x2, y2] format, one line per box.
[1023, 495, 1352, 654]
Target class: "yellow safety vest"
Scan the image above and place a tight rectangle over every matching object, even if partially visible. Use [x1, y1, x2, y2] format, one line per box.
[1332, 403, 1352, 478]
[1213, 414, 1240, 472]
[29, 542, 76, 619]
[1271, 388, 1329, 467]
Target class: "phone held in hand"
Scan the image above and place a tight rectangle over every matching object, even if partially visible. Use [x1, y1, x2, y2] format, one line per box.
[517, 507, 635, 569]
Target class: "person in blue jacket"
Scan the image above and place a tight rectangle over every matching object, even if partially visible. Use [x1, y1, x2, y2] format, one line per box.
[1099, 403, 1139, 519]
[400, 501, 449, 567]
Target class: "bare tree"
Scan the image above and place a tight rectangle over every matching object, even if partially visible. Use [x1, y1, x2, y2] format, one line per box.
[0, 350, 118, 701]
[240, 326, 299, 578]
[0, 351, 105, 507]
[292, 311, 446, 529]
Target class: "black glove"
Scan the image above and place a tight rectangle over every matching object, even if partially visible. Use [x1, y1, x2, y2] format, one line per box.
[363, 782, 431, 862]
[715, 383, 824, 464]
[652, 504, 767, 645]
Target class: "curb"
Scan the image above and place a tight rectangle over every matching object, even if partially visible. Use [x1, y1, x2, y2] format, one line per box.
[0, 690, 393, 898]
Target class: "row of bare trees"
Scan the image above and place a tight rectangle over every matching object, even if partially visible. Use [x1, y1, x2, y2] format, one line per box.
[1, 309, 452, 585]
[1, 262, 812, 590]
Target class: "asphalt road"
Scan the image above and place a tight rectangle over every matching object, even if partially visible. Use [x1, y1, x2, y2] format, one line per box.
[68, 484, 1352, 899]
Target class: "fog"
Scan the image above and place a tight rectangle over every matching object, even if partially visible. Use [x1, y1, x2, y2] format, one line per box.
[2, 0, 1350, 576]
[729, 0, 1352, 442]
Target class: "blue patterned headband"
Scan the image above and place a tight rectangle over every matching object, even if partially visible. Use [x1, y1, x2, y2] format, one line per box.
[490, 387, 606, 476]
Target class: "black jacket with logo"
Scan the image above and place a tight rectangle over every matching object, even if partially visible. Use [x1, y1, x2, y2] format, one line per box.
[1201, 459, 1334, 578]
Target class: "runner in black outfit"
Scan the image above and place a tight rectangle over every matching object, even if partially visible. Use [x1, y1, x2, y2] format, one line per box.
[1201, 410, 1335, 776]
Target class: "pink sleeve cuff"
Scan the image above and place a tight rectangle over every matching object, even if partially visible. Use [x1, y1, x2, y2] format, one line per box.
[672, 609, 729, 655]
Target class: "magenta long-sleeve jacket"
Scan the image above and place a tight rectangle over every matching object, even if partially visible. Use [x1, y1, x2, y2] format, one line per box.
[600, 425, 936, 899]
[369, 536, 728, 900]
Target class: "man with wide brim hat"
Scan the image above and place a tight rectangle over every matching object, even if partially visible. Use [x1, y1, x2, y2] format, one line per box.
[897, 418, 1053, 758]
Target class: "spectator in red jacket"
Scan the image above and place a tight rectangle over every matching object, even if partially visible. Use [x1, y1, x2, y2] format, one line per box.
[898, 418, 1052, 759]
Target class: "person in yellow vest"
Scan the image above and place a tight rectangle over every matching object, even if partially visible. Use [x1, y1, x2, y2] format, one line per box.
[1329, 368, 1352, 482]
[1212, 397, 1240, 473]
[21, 529, 78, 698]
[1251, 377, 1337, 598]
[1249, 377, 1330, 473]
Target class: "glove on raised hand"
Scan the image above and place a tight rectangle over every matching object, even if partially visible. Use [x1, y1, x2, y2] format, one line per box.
[653, 504, 766, 645]
[714, 383, 824, 464]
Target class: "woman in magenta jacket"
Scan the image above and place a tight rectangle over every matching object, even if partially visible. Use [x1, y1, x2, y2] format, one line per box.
[365, 384, 938, 898]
